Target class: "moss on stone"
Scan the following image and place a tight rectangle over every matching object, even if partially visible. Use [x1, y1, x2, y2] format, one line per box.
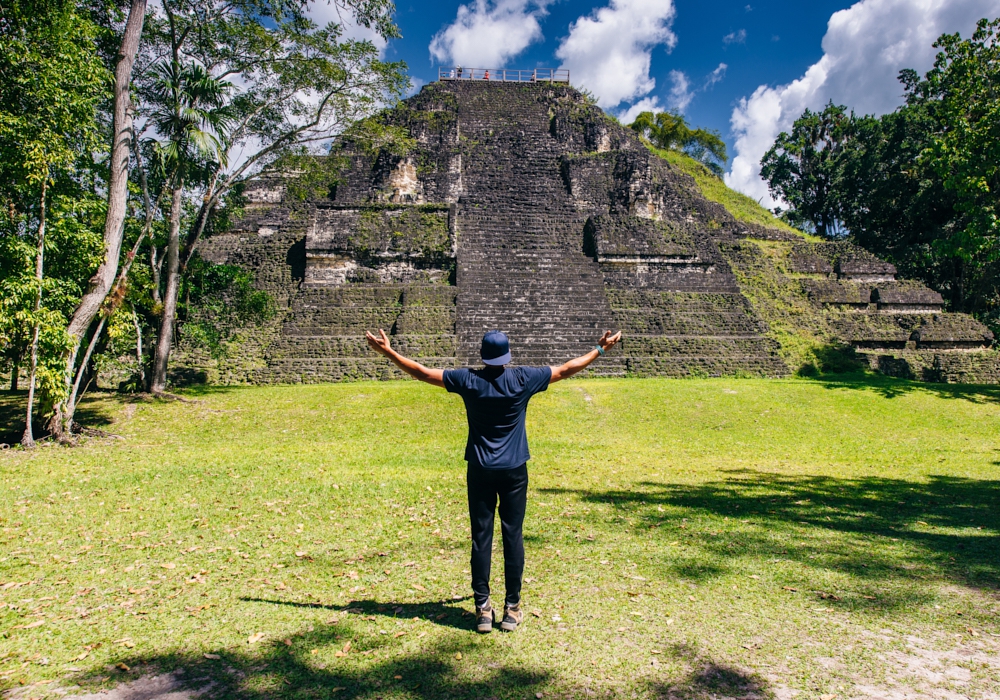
[644, 144, 812, 237]
[347, 208, 451, 263]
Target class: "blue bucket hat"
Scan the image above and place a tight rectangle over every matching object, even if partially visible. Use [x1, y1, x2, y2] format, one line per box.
[481, 330, 511, 366]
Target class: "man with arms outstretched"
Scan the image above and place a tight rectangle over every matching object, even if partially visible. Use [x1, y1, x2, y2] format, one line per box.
[365, 328, 622, 633]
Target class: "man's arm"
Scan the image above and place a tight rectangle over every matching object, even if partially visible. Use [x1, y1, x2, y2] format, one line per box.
[366, 329, 446, 388]
[549, 330, 622, 383]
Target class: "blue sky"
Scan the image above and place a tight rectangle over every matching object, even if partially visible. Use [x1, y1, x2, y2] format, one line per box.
[387, 0, 854, 147]
[314, 0, 1000, 204]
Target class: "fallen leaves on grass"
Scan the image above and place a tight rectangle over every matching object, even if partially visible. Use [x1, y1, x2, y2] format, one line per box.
[14, 620, 45, 629]
[454, 652, 462, 660]
[782, 586, 798, 592]
[204, 653, 220, 660]
[412, 583, 427, 592]
[247, 633, 266, 644]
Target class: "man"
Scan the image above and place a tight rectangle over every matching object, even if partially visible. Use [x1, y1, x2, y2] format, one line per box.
[365, 328, 622, 633]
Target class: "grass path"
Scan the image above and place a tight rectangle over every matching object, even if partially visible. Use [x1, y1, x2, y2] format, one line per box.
[1, 377, 999, 699]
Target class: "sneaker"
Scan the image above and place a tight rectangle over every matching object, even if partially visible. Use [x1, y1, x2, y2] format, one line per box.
[475, 601, 495, 633]
[500, 603, 523, 632]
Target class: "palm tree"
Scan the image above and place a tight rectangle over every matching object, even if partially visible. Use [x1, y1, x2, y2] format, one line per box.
[629, 111, 728, 177]
[145, 59, 233, 393]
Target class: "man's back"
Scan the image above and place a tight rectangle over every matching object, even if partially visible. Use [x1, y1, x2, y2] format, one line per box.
[444, 366, 551, 469]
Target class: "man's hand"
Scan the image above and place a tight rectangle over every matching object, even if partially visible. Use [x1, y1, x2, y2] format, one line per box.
[365, 328, 445, 388]
[366, 329, 392, 357]
[550, 330, 623, 383]
[598, 330, 622, 352]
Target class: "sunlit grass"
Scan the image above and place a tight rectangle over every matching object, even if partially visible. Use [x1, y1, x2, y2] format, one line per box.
[1, 377, 998, 699]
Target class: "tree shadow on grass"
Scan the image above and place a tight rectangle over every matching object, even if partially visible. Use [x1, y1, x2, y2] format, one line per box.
[0, 390, 28, 444]
[48, 623, 774, 700]
[651, 643, 771, 700]
[241, 596, 476, 632]
[543, 471, 1000, 599]
[56, 621, 551, 700]
[0, 391, 116, 445]
[802, 372, 1000, 404]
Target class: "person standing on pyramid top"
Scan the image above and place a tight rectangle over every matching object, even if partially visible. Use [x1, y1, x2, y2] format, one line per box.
[365, 328, 622, 633]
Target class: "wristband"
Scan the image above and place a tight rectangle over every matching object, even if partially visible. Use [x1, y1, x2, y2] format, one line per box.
[595, 345, 605, 356]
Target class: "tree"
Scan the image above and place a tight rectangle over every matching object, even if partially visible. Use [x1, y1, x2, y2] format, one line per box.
[919, 18, 1000, 324]
[835, 94, 963, 307]
[54, 0, 147, 438]
[628, 110, 728, 176]
[760, 20, 1000, 336]
[760, 102, 852, 238]
[143, 58, 234, 393]
[42, 0, 405, 428]
[134, 0, 407, 393]
[0, 0, 110, 444]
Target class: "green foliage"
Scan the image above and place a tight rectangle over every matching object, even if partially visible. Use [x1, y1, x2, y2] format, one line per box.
[143, 60, 235, 180]
[0, 0, 111, 404]
[922, 18, 1000, 266]
[796, 343, 867, 377]
[760, 102, 851, 237]
[180, 257, 275, 358]
[761, 20, 1000, 336]
[342, 117, 417, 159]
[0, 0, 110, 189]
[629, 110, 728, 176]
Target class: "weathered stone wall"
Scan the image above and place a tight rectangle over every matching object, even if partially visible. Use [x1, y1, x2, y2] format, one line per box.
[174, 80, 999, 385]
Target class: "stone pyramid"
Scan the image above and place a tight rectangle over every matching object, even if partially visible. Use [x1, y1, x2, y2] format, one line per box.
[185, 79, 998, 385]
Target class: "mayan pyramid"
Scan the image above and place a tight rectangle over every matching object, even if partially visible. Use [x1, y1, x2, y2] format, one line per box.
[183, 78, 998, 385]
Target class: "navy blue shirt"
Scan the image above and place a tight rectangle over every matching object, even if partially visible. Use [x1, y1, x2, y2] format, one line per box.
[443, 366, 552, 469]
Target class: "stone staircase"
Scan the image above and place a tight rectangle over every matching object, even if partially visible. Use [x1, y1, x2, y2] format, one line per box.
[451, 83, 623, 373]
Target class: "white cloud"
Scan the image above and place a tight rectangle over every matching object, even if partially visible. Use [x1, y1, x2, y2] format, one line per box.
[726, 0, 1000, 207]
[704, 62, 727, 89]
[406, 77, 426, 97]
[667, 70, 693, 111]
[308, 2, 388, 52]
[556, 0, 677, 108]
[617, 96, 662, 125]
[429, 0, 551, 68]
[723, 29, 747, 44]
[616, 63, 727, 123]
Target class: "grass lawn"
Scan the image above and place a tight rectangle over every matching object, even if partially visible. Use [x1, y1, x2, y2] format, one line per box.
[1, 377, 999, 700]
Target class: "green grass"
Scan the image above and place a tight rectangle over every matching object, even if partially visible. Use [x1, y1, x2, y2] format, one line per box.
[2, 378, 1000, 699]
[646, 144, 811, 238]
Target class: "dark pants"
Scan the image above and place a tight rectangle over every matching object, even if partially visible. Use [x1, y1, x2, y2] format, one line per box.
[466, 463, 528, 608]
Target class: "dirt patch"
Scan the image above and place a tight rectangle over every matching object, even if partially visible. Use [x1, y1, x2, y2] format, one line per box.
[3, 673, 209, 700]
[851, 635, 1000, 700]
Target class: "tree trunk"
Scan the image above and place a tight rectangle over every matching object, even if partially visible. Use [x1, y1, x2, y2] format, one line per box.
[10, 343, 20, 391]
[132, 307, 145, 389]
[151, 183, 182, 394]
[59, 0, 147, 430]
[151, 245, 162, 305]
[22, 180, 47, 448]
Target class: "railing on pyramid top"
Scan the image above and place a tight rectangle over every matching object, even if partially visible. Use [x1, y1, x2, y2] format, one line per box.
[437, 67, 570, 83]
